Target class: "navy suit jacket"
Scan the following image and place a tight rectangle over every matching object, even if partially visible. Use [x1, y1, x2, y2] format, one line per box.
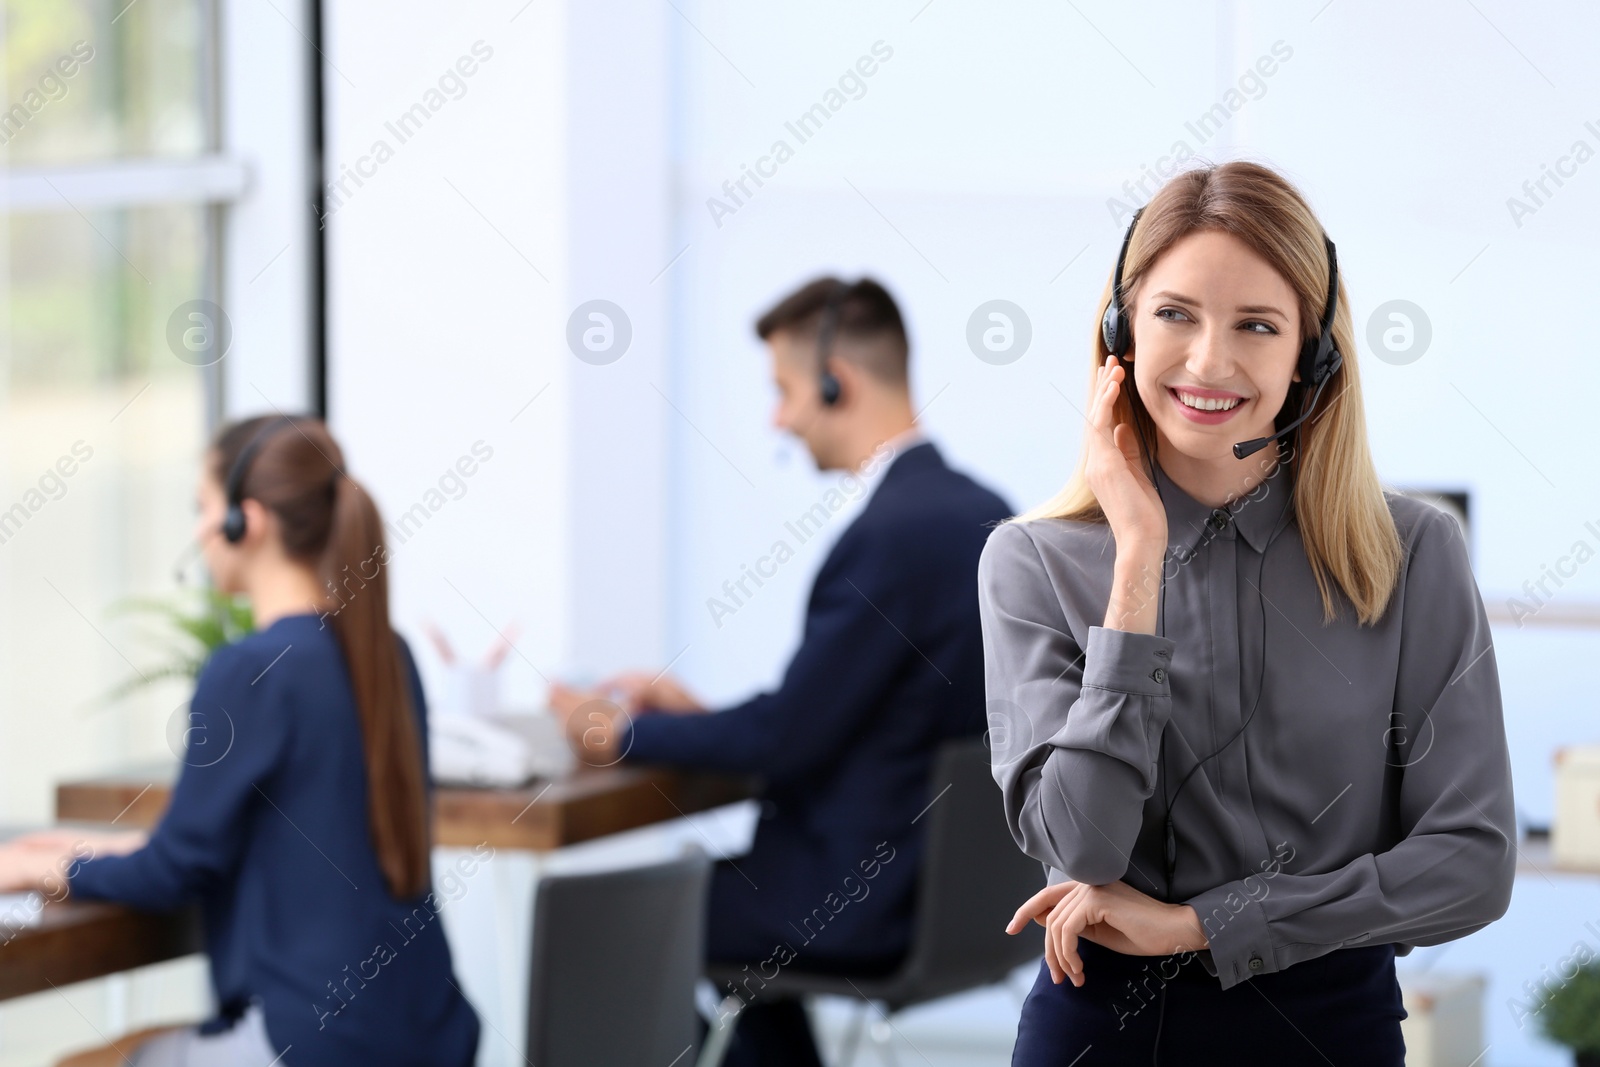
[622, 440, 1013, 963]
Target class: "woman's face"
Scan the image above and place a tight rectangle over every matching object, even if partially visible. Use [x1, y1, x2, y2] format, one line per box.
[1126, 228, 1303, 467]
[194, 456, 245, 594]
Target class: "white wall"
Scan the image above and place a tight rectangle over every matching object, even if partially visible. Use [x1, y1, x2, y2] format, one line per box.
[663, 0, 1600, 834]
[219, 0, 319, 416]
[322, 5, 679, 1061]
[324, 0, 684, 711]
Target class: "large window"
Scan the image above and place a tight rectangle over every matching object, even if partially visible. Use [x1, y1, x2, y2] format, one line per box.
[0, 0, 314, 1055]
[0, 0, 227, 1056]
[1, 0, 232, 822]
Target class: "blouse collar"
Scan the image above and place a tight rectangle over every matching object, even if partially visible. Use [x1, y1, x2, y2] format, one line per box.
[1152, 454, 1293, 560]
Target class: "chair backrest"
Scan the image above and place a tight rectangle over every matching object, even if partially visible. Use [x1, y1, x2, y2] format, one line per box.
[527, 846, 712, 1067]
[892, 735, 1045, 1006]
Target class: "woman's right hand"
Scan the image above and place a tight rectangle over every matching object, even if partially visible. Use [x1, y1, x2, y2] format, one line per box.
[1085, 354, 1167, 555]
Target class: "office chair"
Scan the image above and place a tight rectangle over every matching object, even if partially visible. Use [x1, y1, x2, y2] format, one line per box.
[527, 844, 713, 1067]
[701, 735, 1046, 1065]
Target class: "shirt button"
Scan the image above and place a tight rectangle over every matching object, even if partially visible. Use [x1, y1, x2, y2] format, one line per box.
[1151, 667, 1166, 683]
[1248, 955, 1264, 972]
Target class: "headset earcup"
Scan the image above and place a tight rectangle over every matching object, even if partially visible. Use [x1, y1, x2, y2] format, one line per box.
[1101, 303, 1129, 356]
[1301, 335, 1342, 386]
[222, 505, 246, 544]
[1298, 336, 1320, 385]
[819, 371, 841, 406]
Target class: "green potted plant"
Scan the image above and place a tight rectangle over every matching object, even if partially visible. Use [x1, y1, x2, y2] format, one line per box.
[105, 587, 254, 701]
[1534, 959, 1600, 1066]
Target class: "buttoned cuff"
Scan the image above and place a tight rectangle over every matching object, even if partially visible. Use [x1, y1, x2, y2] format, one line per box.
[1183, 879, 1276, 990]
[1081, 625, 1175, 697]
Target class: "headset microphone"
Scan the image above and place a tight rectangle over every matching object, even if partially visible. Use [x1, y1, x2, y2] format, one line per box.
[173, 537, 201, 585]
[1230, 365, 1338, 459]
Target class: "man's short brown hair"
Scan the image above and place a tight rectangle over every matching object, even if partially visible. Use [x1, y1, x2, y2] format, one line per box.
[754, 276, 909, 386]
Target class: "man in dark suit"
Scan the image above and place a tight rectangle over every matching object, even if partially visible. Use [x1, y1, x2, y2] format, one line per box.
[550, 276, 1012, 1067]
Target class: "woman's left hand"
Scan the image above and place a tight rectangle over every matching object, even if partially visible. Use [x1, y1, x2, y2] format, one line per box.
[8, 828, 146, 856]
[0, 829, 145, 894]
[1006, 879, 1208, 987]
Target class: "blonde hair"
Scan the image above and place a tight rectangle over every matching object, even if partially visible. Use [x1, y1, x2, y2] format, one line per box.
[1014, 161, 1402, 626]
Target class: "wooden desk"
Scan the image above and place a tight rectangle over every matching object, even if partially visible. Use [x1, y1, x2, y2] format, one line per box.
[1, 900, 202, 1002]
[26, 763, 756, 1001]
[56, 762, 757, 851]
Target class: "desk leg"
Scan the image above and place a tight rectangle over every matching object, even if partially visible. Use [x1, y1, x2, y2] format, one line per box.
[435, 846, 536, 1067]
[105, 974, 129, 1037]
[489, 851, 540, 1067]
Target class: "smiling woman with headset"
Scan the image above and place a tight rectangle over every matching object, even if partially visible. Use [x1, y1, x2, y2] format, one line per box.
[0, 414, 478, 1067]
[976, 161, 1516, 1065]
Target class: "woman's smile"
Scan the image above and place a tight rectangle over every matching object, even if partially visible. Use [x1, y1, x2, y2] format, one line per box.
[1167, 385, 1248, 424]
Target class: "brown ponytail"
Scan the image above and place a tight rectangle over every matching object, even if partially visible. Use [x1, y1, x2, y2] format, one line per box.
[211, 415, 430, 899]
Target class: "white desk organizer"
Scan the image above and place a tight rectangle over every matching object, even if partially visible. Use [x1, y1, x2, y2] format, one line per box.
[1398, 970, 1487, 1067]
[1554, 745, 1600, 869]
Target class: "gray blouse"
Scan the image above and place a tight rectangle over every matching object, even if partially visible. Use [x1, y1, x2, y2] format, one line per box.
[976, 457, 1516, 990]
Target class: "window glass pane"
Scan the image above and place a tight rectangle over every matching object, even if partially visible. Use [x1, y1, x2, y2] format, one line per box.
[2, 0, 207, 165]
[0, 0, 218, 1055]
[0, 203, 209, 819]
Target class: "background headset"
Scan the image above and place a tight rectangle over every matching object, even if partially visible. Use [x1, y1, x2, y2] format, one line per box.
[1100, 205, 1342, 1063]
[814, 280, 851, 407]
[221, 415, 299, 544]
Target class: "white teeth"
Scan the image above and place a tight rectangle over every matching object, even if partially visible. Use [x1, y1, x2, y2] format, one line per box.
[1175, 390, 1242, 412]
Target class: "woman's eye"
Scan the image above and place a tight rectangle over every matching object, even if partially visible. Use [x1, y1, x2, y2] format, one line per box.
[1155, 308, 1277, 334]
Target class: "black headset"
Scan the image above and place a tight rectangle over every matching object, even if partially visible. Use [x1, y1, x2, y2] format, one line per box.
[1102, 205, 1343, 460]
[814, 281, 851, 407]
[221, 416, 298, 545]
[1100, 206, 1342, 1063]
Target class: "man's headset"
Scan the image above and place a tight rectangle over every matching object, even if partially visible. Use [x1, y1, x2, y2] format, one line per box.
[1099, 206, 1343, 1065]
[814, 280, 851, 407]
[221, 415, 300, 545]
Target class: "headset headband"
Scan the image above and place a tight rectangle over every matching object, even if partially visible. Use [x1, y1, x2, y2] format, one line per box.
[815, 280, 851, 406]
[222, 415, 298, 544]
[1102, 207, 1341, 388]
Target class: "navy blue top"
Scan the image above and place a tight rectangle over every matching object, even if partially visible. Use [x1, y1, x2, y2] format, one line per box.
[70, 613, 479, 1067]
[621, 440, 1014, 960]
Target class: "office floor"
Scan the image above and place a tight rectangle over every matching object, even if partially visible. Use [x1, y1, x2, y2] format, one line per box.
[808, 979, 1028, 1067]
[0, 970, 1028, 1067]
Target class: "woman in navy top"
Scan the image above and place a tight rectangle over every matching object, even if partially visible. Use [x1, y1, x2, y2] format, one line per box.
[0, 415, 479, 1067]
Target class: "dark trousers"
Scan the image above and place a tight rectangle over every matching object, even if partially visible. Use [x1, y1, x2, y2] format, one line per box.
[695, 999, 822, 1067]
[701, 857, 906, 1066]
[698, 952, 905, 1067]
[1011, 939, 1407, 1067]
